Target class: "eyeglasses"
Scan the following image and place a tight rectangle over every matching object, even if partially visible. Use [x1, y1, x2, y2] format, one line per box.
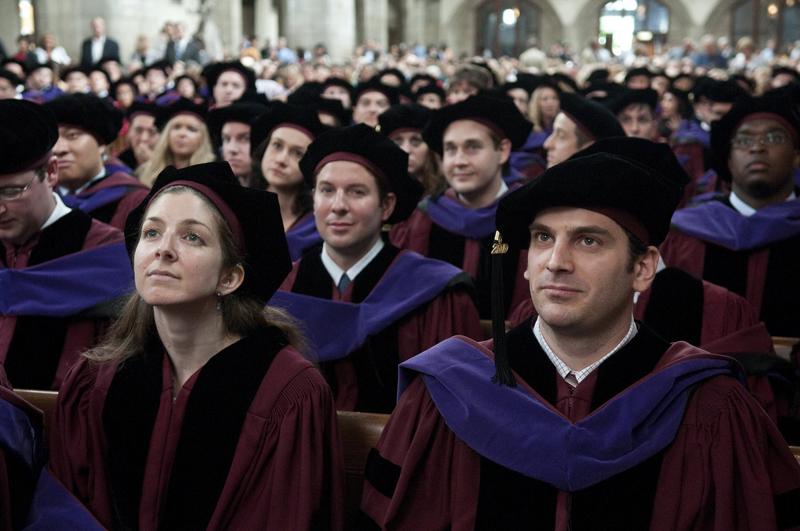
[0, 176, 36, 201]
[731, 131, 791, 149]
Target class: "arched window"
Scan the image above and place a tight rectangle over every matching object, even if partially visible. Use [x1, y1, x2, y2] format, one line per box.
[732, 0, 800, 49]
[475, 1, 540, 57]
[599, 0, 669, 55]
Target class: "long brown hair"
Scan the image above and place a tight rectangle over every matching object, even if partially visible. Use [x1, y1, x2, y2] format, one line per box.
[85, 186, 305, 363]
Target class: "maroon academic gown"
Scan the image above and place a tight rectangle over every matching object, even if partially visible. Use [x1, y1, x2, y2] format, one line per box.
[281, 243, 482, 412]
[360, 325, 800, 530]
[389, 189, 529, 321]
[76, 171, 149, 230]
[659, 199, 800, 337]
[50, 327, 345, 530]
[0, 209, 122, 389]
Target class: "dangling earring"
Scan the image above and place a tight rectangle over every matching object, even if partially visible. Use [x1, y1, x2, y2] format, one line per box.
[216, 292, 223, 311]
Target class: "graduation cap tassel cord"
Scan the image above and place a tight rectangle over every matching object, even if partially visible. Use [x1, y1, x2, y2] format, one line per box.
[491, 231, 516, 387]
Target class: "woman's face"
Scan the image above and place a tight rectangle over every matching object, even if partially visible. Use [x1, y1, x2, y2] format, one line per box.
[115, 84, 135, 108]
[390, 130, 429, 176]
[260, 126, 313, 190]
[134, 190, 229, 308]
[537, 87, 560, 121]
[176, 78, 196, 99]
[660, 92, 678, 118]
[168, 114, 205, 158]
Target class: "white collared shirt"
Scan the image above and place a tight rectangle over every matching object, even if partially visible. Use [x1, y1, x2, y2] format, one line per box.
[729, 190, 797, 217]
[61, 167, 106, 196]
[41, 192, 72, 231]
[533, 316, 638, 385]
[320, 238, 385, 288]
[91, 36, 106, 64]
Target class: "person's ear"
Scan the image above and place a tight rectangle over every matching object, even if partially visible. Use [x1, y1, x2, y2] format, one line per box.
[632, 246, 660, 293]
[217, 263, 245, 296]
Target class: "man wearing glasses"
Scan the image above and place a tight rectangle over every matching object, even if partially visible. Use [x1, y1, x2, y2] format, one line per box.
[0, 100, 127, 390]
[661, 95, 800, 337]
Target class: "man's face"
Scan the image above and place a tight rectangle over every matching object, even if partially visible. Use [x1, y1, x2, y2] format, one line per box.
[417, 92, 442, 109]
[526, 207, 654, 336]
[146, 70, 167, 95]
[352, 90, 390, 127]
[220, 121, 251, 178]
[0, 159, 58, 246]
[28, 68, 53, 90]
[507, 88, 530, 117]
[0, 78, 16, 100]
[89, 72, 109, 94]
[213, 71, 247, 108]
[128, 114, 159, 165]
[53, 126, 105, 191]
[65, 73, 89, 94]
[543, 113, 584, 168]
[728, 118, 799, 202]
[618, 103, 657, 139]
[447, 81, 478, 104]
[626, 75, 650, 90]
[322, 85, 351, 109]
[442, 120, 509, 200]
[91, 17, 105, 38]
[313, 160, 396, 258]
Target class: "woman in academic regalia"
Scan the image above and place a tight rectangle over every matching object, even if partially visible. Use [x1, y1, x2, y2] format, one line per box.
[138, 98, 215, 186]
[250, 102, 328, 260]
[50, 161, 345, 530]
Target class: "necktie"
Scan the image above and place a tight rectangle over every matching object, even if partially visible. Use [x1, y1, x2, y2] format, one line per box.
[337, 273, 351, 293]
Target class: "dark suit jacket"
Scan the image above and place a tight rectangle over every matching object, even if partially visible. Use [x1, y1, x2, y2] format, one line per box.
[80, 37, 120, 68]
[164, 38, 203, 64]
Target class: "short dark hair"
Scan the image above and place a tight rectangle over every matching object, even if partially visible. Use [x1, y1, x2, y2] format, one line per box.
[622, 226, 648, 272]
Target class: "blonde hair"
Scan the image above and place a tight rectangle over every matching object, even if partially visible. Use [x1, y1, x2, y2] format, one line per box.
[137, 115, 215, 186]
[85, 186, 305, 364]
[528, 85, 559, 132]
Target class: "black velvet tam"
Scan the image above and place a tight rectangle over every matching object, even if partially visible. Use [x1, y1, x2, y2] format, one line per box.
[496, 152, 681, 249]
[203, 61, 257, 94]
[299, 123, 423, 224]
[606, 88, 659, 114]
[206, 101, 269, 143]
[710, 94, 800, 181]
[45, 93, 123, 145]
[0, 99, 58, 174]
[155, 97, 207, 130]
[422, 94, 532, 155]
[559, 92, 625, 140]
[377, 103, 432, 137]
[124, 161, 290, 303]
[353, 78, 400, 106]
[250, 101, 327, 155]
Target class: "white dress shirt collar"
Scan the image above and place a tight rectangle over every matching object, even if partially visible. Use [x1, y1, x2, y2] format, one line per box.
[320, 238, 385, 287]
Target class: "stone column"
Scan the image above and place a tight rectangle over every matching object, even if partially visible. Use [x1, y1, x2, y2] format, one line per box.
[361, 0, 388, 47]
[282, 0, 356, 62]
[254, 0, 279, 50]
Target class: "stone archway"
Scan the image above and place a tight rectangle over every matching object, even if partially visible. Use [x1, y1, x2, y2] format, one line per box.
[440, 0, 563, 57]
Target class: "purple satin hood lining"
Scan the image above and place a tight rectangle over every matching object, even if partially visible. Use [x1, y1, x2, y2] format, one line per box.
[425, 194, 499, 239]
[399, 336, 737, 492]
[285, 215, 321, 261]
[1, 243, 134, 316]
[23, 469, 105, 530]
[61, 185, 132, 214]
[269, 251, 462, 362]
[671, 199, 800, 250]
[0, 398, 38, 471]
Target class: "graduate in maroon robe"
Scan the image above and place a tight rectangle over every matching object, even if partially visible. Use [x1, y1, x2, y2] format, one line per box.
[0, 100, 127, 390]
[390, 94, 532, 319]
[50, 162, 345, 530]
[275, 124, 482, 413]
[661, 94, 800, 337]
[361, 149, 800, 530]
[44, 93, 149, 230]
